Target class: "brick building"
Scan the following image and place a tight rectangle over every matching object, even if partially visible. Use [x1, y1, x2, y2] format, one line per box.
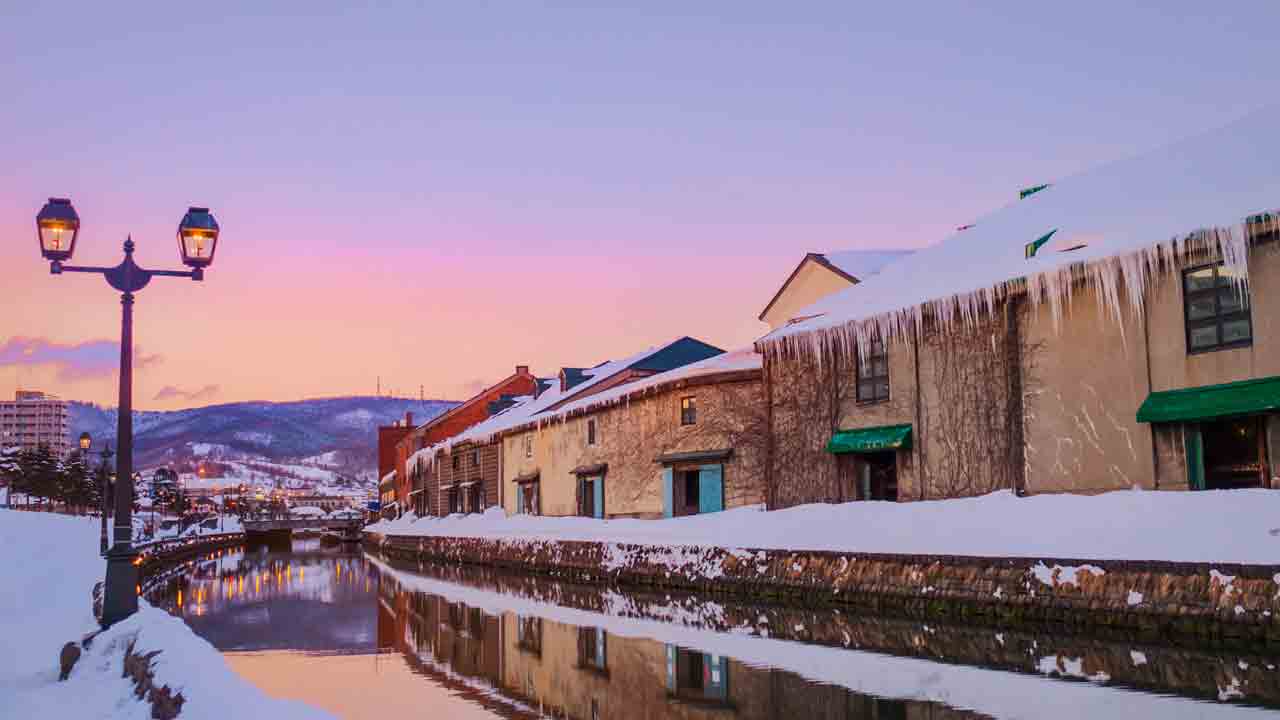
[398, 366, 540, 516]
[407, 337, 729, 518]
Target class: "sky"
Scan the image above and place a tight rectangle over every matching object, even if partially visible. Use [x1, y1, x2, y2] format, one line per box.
[2, 1, 1277, 410]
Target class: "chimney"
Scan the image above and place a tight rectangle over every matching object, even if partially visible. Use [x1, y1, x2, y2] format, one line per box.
[516, 365, 529, 376]
[404, 411, 414, 427]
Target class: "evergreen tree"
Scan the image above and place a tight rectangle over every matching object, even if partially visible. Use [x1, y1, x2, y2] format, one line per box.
[62, 452, 94, 514]
[0, 446, 20, 508]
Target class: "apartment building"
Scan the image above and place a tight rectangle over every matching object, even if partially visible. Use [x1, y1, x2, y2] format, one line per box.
[0, 390, 71, 458]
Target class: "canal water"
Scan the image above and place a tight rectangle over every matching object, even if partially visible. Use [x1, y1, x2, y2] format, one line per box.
[145, 538, 1280, 719]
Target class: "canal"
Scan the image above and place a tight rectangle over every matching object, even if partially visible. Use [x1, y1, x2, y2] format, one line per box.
[144, 538, 1280, 719]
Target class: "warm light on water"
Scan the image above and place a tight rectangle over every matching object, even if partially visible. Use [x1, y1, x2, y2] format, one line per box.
[142, 538, 1280, 720]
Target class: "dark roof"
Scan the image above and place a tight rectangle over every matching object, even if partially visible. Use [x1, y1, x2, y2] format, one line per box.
[654, 448, 733, 465]
[560, 367, 589, 391]
[631, 337, 724, 373]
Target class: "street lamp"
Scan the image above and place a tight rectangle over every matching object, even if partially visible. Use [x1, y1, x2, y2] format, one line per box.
[82, 433, 115, 555]
[37, 198, 220, 627]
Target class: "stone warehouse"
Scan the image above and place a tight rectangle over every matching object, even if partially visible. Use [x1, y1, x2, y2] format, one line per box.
[501, 349, 764, 519]
[759, 112, 1279, 508]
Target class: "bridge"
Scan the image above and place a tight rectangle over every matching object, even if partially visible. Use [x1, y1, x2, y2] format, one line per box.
[243, 517, 364, 544]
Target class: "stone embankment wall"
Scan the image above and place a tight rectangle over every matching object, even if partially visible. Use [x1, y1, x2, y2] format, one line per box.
[367, 532, 1280, 643]
[376, 557, 1280, 707]
[135, 533, 244, 580]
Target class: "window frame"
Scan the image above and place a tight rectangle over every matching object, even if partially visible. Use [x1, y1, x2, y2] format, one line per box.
[680, 396, 697, 426]
[855, 337, 891, 405]
[1182, 262, 1252, 355]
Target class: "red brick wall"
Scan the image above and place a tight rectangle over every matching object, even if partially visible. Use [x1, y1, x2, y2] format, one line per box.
[378, 425, 413, 479]
[395, 369, 538, 509]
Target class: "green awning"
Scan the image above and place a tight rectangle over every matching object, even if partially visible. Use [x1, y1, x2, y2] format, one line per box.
[826, 424, 912, 454]
[1136, 376, 1280, 424]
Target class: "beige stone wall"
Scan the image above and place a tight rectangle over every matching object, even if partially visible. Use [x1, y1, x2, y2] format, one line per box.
[761, 259, 854, 330]
[1147, 240, 1280, 391]
[502, 376, 766, 518]
[1021, 283, 1155, 493]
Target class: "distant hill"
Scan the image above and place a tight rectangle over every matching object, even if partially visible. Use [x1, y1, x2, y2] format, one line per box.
[69, 396, 456, 474]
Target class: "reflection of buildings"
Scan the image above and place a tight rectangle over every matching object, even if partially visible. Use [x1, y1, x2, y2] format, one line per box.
[147, 547, 379, 653]
[377, 574, 978, 720]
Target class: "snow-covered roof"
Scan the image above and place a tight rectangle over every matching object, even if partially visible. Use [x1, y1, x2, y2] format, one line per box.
[819, 249, 914, 280]
[406, 341, 757, 467]
[761, 108, 1280, 352]
[548, 347, 761, 420]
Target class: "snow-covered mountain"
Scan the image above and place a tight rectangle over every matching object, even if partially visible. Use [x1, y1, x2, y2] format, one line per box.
[69, 396, 456, 489]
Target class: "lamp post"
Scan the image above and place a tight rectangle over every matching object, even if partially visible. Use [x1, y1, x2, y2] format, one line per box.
[81, 433, 115, 555]
[37, 198, 220, 628]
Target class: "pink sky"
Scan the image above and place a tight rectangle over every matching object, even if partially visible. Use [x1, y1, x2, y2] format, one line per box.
[2, 3, 1274, 410]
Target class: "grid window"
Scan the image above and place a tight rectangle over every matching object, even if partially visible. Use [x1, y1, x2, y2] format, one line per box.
[680, 397, 696, 426]
[1184, 264, 1252, 353]
[856, 337, 890, 404]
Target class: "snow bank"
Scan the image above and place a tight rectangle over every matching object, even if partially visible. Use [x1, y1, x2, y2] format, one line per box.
[368, 488, 1280, 565]
[370, 557, 1276, 720]
[0, 510, 329, 720]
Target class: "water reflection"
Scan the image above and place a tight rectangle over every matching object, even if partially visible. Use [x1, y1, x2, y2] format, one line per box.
[149, 543, 1280, 720]
[146, 539, 378, 652]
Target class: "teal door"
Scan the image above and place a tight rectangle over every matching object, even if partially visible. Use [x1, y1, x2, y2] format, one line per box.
[592, 476, 604, 518]
[697, 464, 724, 514]
[1186, 424, 1205, 491]
[662, 468, 674, 518]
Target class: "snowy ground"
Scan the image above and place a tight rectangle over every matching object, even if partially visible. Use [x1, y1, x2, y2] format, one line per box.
[0, 510, 330, 720]
[368, 488, 1280, 565]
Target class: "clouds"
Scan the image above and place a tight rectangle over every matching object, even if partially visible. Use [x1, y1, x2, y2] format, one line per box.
[0, 336, 162, 381]
[153, 384, 220, 403]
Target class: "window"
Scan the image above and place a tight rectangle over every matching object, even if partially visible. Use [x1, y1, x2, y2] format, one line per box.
[587, 418, 596, 446]
[856, 337, 890, 404]
[451, 454, 460, 471]
[578, 627, 608, 672]
[680, 397, 696, 425]
[1184, 263, 1251, 353]
[518, 481, 540, 515]
[471, 449, 480, 467]
[517, 616, 542, 655]
[523, 434, 533, 458]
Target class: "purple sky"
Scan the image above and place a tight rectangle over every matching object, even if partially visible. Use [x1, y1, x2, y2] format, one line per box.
[2, 2, 1276, 408]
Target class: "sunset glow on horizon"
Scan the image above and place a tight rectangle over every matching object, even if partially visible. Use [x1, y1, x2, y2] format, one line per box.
[3, 2, 1276, 410]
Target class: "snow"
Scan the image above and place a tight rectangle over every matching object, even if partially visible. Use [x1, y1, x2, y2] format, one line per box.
[370, 556, 1276, 720]
[233, 430, 274, 447]
[369, 488, 1280, 566]
[821, 249, 915, 280]
[761, 108, 1280, 357]
[405, 346, 760, 474]
[0, 509, 329, 720]
[1031, 562, 1106, 587]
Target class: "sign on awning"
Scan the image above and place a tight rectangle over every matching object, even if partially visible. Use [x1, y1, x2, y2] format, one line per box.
[825, 424, 912, 454]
